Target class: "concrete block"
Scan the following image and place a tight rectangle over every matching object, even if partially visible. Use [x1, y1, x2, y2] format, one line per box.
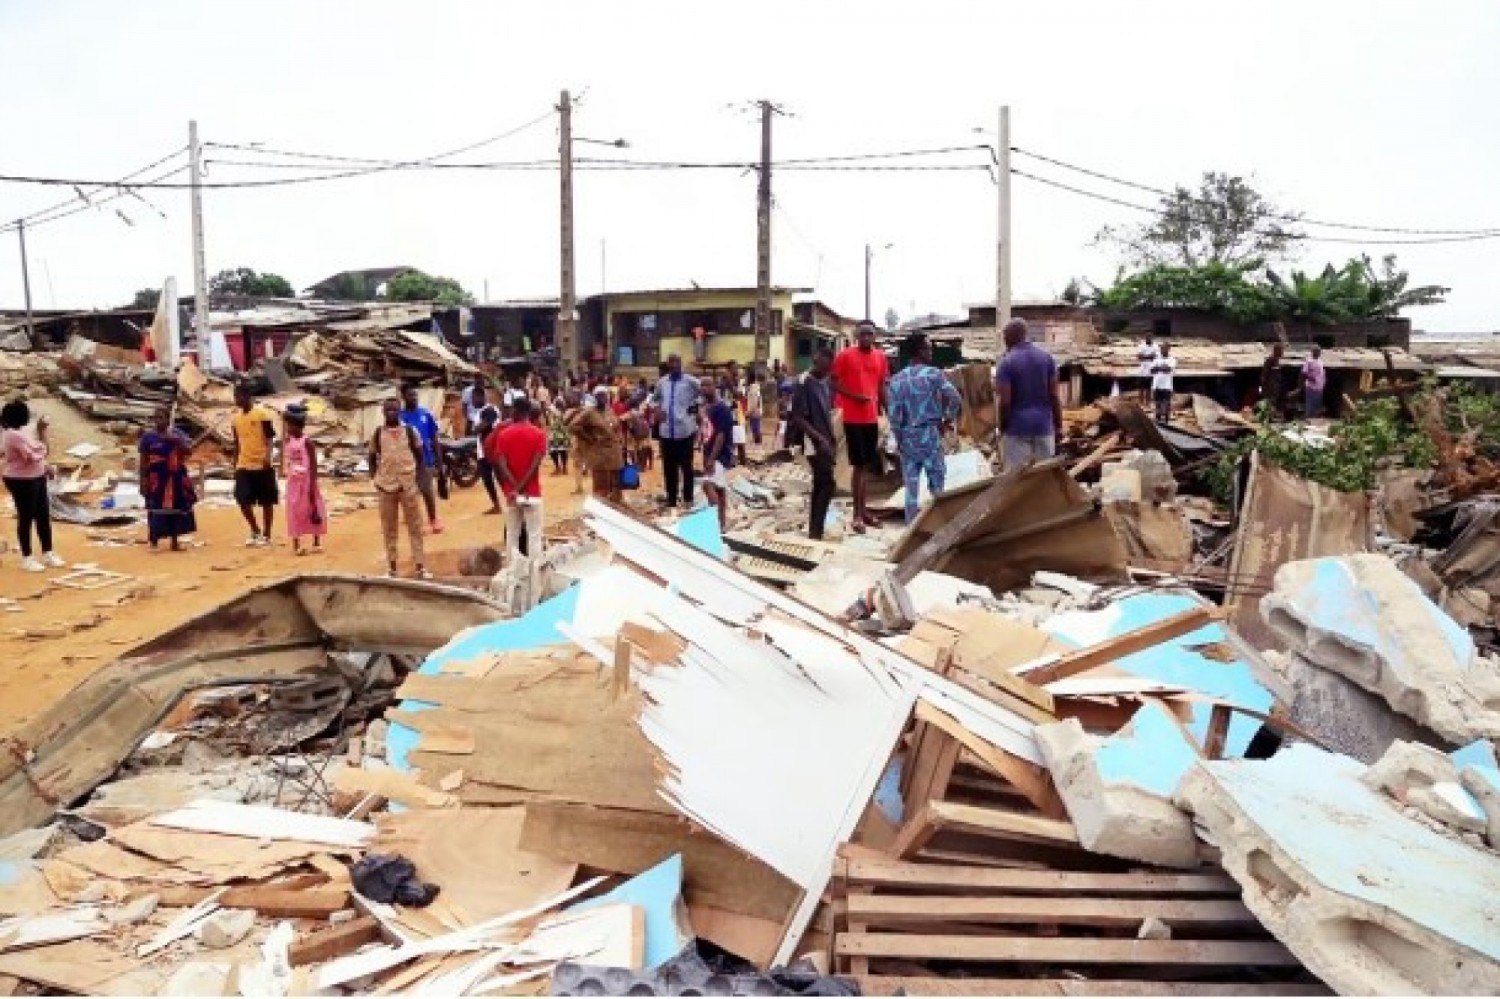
[1260, 554, 1500, 744]
[1361, 740, 1486, 834]
[197, 907, 255, 949]
[1272, 650, 1446, 765]
[161, 963, 230, 997]
[1034, 704, 1199, 868]
[1177, 744, 1500, 995]
[106, 893, 158, 926]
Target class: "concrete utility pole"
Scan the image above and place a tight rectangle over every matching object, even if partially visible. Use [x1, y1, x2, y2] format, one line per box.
[753, 100, 773, 369]
[15, 220, 35, 349]
[188, 120, 210, 350]
[996, 105, 1012, 330]
[864, 243, 872, 322]
[556, 90, 578, 371]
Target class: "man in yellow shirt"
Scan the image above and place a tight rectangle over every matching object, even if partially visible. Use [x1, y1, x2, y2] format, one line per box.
[230, 384, 278, 547]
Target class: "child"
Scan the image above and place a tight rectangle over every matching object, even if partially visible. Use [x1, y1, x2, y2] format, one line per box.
[629, 403, 654, 472]
[281, 404, 326, 555]
[546, 399, 570, 476]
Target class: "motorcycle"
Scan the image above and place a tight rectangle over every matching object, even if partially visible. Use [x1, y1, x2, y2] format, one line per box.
[440, 437, 481, 489]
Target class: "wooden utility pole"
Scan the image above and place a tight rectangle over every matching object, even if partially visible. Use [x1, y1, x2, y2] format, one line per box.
[753, 99, 773, 369]
[556, 90, 578, 372]
[15, 220, 35, 349]
[188, 120, 210, 352]
[996, 105, 1012, 328]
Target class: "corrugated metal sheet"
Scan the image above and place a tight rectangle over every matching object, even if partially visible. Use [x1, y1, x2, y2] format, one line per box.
[965, 333, 1431, 375]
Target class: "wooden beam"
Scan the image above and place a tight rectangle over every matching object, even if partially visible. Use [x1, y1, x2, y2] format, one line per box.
[893, 460, 1062, 585]
[840, 856, 1239, 896]
[891, 799, 1079, 860]
[844, 894, 1257, 929]
[855, 976, 1330, 997]
[289, 916, 383, 967]
[1021, 607, 1214, 688]
[1204, 703, 1233, 760]
[155, 886, 350, 918]
[914, 702, 1064, 819]
[1069, 432, 1122, 479]
[836, 933, 1300, 966]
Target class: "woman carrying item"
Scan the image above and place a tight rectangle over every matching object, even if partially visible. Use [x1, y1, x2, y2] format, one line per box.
[140, 405, 197, 551]
[0, 400, 63, 572]
[281, 404, 327, 555]
[567, 388, 625, 503]
[369, 397, 429, 579]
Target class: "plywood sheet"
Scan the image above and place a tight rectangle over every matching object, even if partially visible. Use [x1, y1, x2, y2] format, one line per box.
[372, 807, 577, 926]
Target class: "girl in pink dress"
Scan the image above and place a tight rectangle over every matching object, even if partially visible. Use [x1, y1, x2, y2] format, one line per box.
[281, 405, 326, 555]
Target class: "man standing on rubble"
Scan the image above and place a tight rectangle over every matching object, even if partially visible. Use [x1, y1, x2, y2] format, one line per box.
[831, 320, 890, 533]
[651, 354, 702, 510]
[492, 397, 548, 565]
[230, 383, 278, 547]
[888, 333, 962, 523]
[1302, 345, 1326, 419]
[1149, 342, 1177, 424]
[399, 385, 445, 534]
[994, 318, 1061, 470]
[789, 349, 837, 540]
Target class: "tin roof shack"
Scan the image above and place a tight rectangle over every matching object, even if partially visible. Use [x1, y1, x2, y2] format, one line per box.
[1410, 339, 1500, 394]
[0, 307, 157, 350]
[597, 286, 810, 373]
[463, 300, 561, 364]
[786, 300, 855, 371]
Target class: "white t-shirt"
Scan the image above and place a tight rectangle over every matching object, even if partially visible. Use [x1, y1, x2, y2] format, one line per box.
[1150, 355, 1177, 392]
[1136, 340, 1159, 377]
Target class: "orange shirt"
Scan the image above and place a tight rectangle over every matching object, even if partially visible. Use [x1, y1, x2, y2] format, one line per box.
[831, 346, 889, 424]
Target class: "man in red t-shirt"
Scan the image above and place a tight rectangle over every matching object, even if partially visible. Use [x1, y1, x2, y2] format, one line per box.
[831, 320, 890, 532]
[487, 398, 549, 563]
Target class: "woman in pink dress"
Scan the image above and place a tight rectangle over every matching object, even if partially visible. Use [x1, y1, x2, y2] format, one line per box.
[281, 404, 326, 555]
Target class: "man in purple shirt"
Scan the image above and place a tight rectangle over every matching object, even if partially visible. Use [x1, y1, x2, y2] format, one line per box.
[994, 319, 1061, 470]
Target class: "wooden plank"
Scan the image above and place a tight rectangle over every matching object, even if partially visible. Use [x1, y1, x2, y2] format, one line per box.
[855, 977, 1330, 997]
[1068, 431, 1123, 479]
[289, 915, 382, 966]
[155, 885, 348, 917]
[1204, 703, 1233, 760]
[914, 702, 1064, 819]
[840, 856, 1239, 896]
[1021, 608, 1214, 688]
[901, 726, 961, 818]
[950, 669, 1057, 727]
[925, 800, 1078, 847]
[889, 805, 942, 861]
[845, 894, 1258, 928]
[836, 933, 1300, 966]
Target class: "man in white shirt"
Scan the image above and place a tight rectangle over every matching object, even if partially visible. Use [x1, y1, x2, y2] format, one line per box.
[1135, 335, 1159, 403]
[1149, 342, 1177, 423]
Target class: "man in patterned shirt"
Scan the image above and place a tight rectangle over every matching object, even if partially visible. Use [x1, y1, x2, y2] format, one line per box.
[888, 333, 962, 523]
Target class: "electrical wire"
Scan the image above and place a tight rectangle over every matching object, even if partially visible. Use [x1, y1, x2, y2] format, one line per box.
[1011, 146, 1500, 237]
[1011, 168, 1500, 245]
[1, 145, 187, 233]
[0, 164, 190, 234]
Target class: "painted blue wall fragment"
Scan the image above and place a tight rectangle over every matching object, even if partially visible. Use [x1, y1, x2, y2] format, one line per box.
[1043, 593, 1273, 757]
[673, 505, 726, 559]
[1201, 743, 1500, 964]
[1453, 740, 1500, 772]
[387, 584, 582, 771]
[1094, 701, 1200, 798]
[570, 854, 689, 970]
[874, 755, 904, 825]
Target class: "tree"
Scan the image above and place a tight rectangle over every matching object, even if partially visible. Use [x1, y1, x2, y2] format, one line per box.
[1096, 172, 1304, 270]
[209, 267, 295, 298]
[1092, 261, 1279, 324]
[1060, 278, 1087, 306]
[130, 288, 160, 310]
[1264, 254, 1448, 326]
[326, 272, 374, 302]
[384, 271, 474, 308]
[883, 308, 900, 330]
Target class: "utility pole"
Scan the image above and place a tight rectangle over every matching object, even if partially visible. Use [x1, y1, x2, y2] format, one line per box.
[15, 220, 35, 349]
[188, 120, 210, 351]
[996, 105, 1012, 330]
[863, 243, 872, 322]
[556, 90, 578, 372]
[754, 100, 773, 370]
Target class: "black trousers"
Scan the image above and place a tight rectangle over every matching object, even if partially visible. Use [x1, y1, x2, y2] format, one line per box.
[660, 436, 696, 507]
[477, 458, 500, 507]
[4, 477, 51, 557]
[808, 450, 836, 540]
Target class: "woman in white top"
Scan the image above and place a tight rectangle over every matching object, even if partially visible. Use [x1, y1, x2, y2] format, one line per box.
[1135, 336, 1159, 402]
[1150, 343, 1177, 423]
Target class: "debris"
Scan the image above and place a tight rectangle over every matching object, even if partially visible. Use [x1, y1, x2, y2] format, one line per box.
[1361, 740, 1486, 833]
[196, 906, 255, 949]
[349, 853, 438, 907]
[104, 893, 158, 926]
[1178, 743, 1500, 995]
[1139, 916, 1174, 940]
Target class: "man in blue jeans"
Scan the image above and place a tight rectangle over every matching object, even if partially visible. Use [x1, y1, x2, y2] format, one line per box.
[994, 319, 1061, 470]
[889, 333, 962, 522]
[651, 354, 703, 509]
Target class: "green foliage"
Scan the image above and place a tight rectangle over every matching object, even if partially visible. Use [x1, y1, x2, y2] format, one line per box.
[130, 288, 160, 310]
[1096, 172, 1304, 269]
[1095, 254, 1446, 326]
[209, 267, 295, 298]
[384, 271, 474, 308]
[327, 272, 373, 301]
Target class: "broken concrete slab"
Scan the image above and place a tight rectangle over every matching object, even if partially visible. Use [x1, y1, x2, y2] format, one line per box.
[105, 893, 158, 926]
[196, 906, 255, 949]
[1034, 702, 1199, 868]
[1361, 740, 1486, 834]
[1177, 743, 1500, 995]
[1460, 766, 1500, 848]
[1260, 554, 1500, 744]
[1268, 650, 1446, 765]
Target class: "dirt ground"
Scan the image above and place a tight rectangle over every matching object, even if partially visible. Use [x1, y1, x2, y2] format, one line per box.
[0, 454, 667, 734]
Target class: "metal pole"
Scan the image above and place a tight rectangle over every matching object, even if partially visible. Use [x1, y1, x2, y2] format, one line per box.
[556, 90, 578, 371]
[754, 100, 773, 369]
[863, 243, 872, 321]
[189, 120, 210, 351]
[16, 220, 35, 349]
[997, 105, 1012, 329]
[600, 238, 607, 296]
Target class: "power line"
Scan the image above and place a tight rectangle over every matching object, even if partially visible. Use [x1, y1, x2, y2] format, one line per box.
[2, 145, 186, 232]
[1011, 168, 1500, 245]
[1011, 146, 1500, 237]
[0, 164, 190, 235]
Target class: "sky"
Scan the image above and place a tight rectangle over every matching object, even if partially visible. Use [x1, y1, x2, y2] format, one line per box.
[1, 0, 1497, 332]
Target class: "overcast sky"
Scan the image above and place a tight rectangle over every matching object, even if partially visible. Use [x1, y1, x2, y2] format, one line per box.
[2, 0, 1497, 332]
